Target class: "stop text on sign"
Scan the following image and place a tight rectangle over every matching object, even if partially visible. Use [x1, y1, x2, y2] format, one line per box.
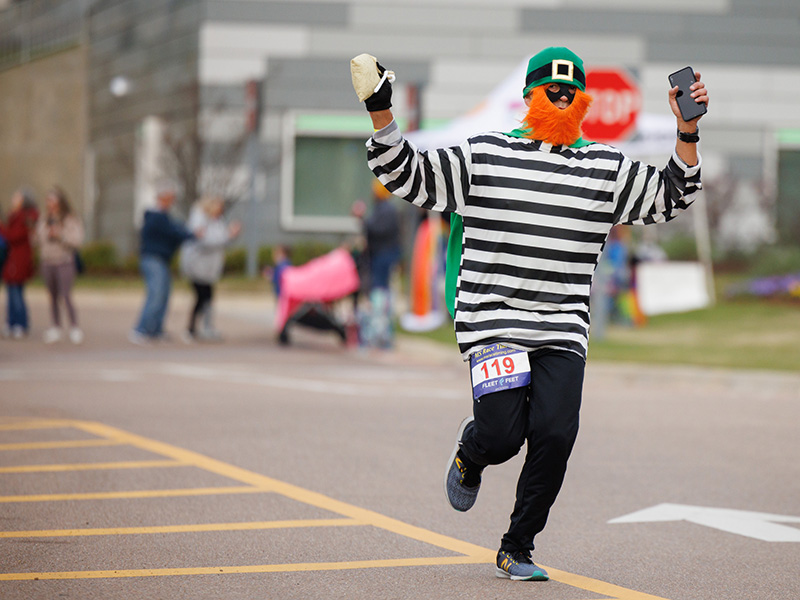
[583, 68, 642, 142]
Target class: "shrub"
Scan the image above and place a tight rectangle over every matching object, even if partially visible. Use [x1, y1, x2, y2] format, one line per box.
[288, 242, 337, 266]
[747, 244, 800, 277]
[121, 253, 140, 275]
[223, 242, 337, 275]
[660, 234, 698, 261]
[79, 241, 119, 274]
[223, 248, 247, 274]
[258, 246, 273, 268]
[74, 240, 339, 277]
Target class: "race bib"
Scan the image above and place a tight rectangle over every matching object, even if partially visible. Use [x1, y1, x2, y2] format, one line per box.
[470, 344, 531, 399]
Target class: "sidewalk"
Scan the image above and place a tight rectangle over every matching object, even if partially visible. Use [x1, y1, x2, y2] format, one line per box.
[2, 285, 461, 368]
[9, 286, 800, 384]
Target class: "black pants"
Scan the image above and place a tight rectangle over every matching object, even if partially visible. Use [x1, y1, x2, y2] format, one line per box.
[460, 348, 585, 554]
[188, 282, 213, 333]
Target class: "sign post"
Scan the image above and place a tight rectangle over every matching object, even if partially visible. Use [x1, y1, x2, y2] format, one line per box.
[244, 79, 261, 278]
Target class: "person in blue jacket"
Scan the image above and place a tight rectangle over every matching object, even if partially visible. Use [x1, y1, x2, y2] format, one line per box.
[129, 183, 197, 344]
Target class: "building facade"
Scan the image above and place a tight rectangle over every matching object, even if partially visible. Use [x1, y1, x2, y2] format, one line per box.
[1, 0, 799, 256]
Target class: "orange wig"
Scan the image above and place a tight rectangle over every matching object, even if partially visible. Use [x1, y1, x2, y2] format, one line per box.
[520, 85, 593, 147]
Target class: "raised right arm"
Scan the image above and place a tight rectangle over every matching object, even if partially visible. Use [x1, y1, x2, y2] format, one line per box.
[366, 120, 470, 215]
[356, 56, 469, 214]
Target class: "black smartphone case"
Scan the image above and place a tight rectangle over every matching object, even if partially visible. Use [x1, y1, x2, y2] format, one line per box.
[668, 66, 707, 121]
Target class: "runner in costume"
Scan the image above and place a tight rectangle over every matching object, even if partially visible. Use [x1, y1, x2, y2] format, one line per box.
[352, 47, 708, 581]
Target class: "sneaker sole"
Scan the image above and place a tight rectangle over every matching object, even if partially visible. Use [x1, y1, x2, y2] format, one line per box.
[443, 415, 474, 511]
[494, 566, 549, 581]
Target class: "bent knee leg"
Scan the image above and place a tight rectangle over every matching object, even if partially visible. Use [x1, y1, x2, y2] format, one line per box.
[463, 382, 530, 466]
[465, 414, 528, 466]
[482, 436, 525, 464]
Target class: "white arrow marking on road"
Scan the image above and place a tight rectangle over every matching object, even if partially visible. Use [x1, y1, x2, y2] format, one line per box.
[609, 503, 800, 542]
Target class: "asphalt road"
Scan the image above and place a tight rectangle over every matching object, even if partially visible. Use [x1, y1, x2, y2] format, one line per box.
[1, 287, 798, 600]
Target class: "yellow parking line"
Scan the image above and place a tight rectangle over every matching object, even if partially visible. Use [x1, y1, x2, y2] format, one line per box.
[0, 559, 670, 599]
[0, 518, 363, 538]
[0, 555, 490, 581]
[0, 419, 671, 599]
[0, 486, 261, 503]
[0, 420, 75, 432]
[0, 439, 123, 451]
[72, 420, 489, 559]
[547, 567, 671, 600]
[0, 460, 185, 473]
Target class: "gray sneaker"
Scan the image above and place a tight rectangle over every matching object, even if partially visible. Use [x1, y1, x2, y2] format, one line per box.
[444, 416, 482, 512]
[495, 550, 549, 581]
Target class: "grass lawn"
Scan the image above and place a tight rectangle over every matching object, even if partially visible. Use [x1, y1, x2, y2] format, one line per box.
[587, 298, 800, 371]
[402, 296, 800, 373]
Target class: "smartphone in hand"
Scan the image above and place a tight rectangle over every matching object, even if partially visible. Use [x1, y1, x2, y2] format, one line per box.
[668, 66, 707, 121]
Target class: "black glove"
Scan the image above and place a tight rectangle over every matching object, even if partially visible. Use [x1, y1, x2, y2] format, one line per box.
[365, 62, 393, 112]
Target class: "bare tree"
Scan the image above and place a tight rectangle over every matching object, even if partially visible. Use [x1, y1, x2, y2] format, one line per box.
[160, 84, 250, 214]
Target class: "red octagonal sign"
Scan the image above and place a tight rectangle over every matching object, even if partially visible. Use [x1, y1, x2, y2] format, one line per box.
[582, 68, 642, 143]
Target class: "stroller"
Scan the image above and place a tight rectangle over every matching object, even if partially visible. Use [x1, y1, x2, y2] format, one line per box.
[274, 248, 360, 346]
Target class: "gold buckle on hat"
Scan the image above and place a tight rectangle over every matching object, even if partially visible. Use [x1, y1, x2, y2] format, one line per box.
[551, 59, 574, 82]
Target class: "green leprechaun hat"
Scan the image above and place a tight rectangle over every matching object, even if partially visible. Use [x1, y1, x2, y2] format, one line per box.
[523, 47, 586, 96]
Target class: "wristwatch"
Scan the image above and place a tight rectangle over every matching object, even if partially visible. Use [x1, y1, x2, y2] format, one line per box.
[677, 127, 700, 143]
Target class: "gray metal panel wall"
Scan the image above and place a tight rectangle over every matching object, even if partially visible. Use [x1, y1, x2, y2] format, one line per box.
[520, 5, 800, 66]
[264, 57, 429, 112]
[205, 0, 348, 26]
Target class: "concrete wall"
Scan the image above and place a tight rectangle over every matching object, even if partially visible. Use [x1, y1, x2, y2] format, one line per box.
[0, 45, 87, 221]
[87, 0, 203, 256]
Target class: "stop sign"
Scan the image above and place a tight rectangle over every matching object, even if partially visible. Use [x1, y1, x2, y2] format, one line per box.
[582, 68, 641, 142]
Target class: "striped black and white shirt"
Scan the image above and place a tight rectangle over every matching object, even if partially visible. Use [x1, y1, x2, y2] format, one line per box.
[367, 120, 702, 360]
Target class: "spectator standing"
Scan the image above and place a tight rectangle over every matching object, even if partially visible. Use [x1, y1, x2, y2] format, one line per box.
[363, 179, 401, 292]
[37, 186, 85, 344]
[179, 196, 241, 342]
[355, 180, 402, 348]
[0, 208, 6, 298]
[268, 245, 291, 298]
[0, 188, 39, 339]
[129, 183, 195, 344]
[348, 200, 370, 313]
[0, 196, 6, 275]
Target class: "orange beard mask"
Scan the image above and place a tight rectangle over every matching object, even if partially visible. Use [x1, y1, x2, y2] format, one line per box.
[520, 85, 593, 146]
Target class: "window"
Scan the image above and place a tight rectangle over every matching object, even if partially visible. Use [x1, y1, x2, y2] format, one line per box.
[281, 112, 379, 233]
[775, 130, 800, 244]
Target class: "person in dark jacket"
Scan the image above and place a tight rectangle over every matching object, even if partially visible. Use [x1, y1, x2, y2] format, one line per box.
[352, 180, 402, 348]
[0, 187, 39, 339]
[363, 179, 401, 293]
[129, 183, 196, 344]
